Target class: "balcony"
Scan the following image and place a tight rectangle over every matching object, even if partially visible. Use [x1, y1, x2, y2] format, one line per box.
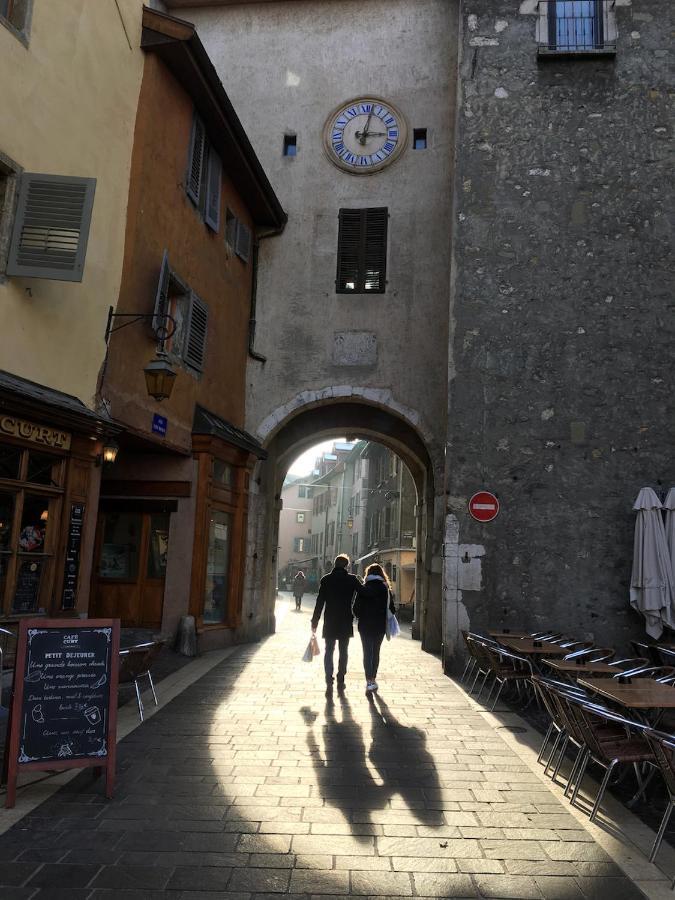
[537, 1, 617, 57]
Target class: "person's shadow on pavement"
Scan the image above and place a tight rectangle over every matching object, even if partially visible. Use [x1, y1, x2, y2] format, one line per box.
[367, 692, 444, 828]
[300, 691, 388, 841]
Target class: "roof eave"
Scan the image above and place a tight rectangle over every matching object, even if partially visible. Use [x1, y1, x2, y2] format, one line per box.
[141, 7, 287, 232]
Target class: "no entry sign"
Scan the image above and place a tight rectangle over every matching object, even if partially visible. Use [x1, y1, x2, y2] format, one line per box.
[469, 491, 500, 523]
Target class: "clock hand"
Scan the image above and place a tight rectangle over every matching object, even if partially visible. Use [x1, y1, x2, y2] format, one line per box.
[358, 110, 374, 145]
[355, 130, 387, 140]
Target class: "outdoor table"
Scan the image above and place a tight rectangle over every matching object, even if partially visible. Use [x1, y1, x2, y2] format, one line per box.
[498, 637, 570, 657]
[489, 630, 529, 639]
[578, 677, 675, 724]
[544, 659, 617, 677]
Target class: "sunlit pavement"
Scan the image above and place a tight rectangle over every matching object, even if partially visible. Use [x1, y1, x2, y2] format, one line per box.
[0, 597, 651, 899]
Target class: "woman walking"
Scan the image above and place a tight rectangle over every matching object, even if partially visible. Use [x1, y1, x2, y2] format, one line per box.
[353, 563, 396, 693]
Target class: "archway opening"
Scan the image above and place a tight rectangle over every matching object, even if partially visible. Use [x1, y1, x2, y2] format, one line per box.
[278, 438, 419, 631]
[245, 400, 443, 655]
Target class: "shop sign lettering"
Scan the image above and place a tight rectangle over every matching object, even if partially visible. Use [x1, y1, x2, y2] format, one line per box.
[0, 416, 71, 451]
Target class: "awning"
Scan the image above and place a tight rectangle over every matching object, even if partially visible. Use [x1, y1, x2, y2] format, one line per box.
[193, 405, 267, 459]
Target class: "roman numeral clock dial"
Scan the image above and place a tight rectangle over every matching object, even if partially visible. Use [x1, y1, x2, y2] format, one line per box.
[323, 97, 408, 174]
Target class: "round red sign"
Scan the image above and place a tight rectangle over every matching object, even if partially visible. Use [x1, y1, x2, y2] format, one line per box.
[468, 491, 500, 523]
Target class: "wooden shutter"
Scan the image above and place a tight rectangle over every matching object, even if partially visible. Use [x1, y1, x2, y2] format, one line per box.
[6, 174, 96, 281]
[184, 292, 208, 372]
[235, 221, 252, 262]
[336, 209, 362, 293]
[225, 210, 237, 247]
[336, 208, 387, 294]
[152, 249, 171, 336]
[204, 148, 221, 232]
[187, 115, 206, 205]
[363, 208, 388, 292]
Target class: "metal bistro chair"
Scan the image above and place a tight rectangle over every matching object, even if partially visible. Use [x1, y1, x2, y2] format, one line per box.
[482, 646, 534, 711]
[118, 641, 164, 722]
[565, 698, 653, 822]
[631, 640, 663, 666]
[563, 647, 615, 662]
[642, 729, 675, 863]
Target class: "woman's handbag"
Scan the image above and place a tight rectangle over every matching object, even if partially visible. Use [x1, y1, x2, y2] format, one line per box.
[385, 607, 400, 641]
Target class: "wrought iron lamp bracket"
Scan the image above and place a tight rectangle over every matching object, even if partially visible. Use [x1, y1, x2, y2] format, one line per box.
[104, 306, 176, 350]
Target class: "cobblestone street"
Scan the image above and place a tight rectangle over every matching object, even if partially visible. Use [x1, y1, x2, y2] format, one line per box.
[0, 598, 650, 899]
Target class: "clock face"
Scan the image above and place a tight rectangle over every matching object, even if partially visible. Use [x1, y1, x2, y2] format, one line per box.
[324, 97, 407, 175]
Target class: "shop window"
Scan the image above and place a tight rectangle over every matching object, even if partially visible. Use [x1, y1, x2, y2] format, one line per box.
[147, 514, 169, 579]
[99, 513, 142, 580]
[0, 443, 21, 479]
[203, 510, 232, 624]
[0, 441, 63, 617]
[213, 459, 233, 487]
[0, 0, 32, 45]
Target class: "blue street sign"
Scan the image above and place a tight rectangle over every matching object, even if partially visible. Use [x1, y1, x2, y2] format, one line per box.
[152, 414, 167, 437]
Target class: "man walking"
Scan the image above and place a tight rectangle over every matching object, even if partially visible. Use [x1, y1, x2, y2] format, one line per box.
[311, 555, 361, 691]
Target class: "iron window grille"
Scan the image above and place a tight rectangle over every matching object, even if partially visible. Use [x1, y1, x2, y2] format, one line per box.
[538, 1, 616, 55]
[336, 207, 388, 294]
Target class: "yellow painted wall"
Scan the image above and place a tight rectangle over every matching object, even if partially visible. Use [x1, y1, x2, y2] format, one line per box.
[0, 0, 145, 406]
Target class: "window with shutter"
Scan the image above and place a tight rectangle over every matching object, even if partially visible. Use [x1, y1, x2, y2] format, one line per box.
[187, 115, 206, 206]
[204, 148, 221, 232]
[235, 221, 252, 263]
[6, 173, 96, 282]
[152, 249, 171, 336]
[225, 209, 237, 248]
[336, 207, 387, 294]
[184, 292, 208, 373]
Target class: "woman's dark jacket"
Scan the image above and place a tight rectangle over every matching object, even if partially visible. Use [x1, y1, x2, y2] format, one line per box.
[353, 578, 396, 636]
[311, 567, 361, 640]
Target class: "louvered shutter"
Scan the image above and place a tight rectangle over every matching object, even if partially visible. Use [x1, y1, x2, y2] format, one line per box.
[363, 208, 388, 293]
[187, 115, 206, 205]
[235, 221, 252, 262]
[336, 209, 363, 293]
[152, 249, 171, 336]
[204, 148, 221, 232]
[6, 174, 96, 282]
[184, 292, 208, 373]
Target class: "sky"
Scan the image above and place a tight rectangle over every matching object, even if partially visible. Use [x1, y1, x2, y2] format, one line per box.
[287, 439, 347, 476]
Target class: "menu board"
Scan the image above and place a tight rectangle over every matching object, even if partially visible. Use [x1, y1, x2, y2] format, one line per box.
[5, 619, 119, 808]
[61, 503, 85, 610]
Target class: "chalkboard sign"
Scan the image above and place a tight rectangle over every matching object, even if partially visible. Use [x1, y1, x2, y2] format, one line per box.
[4, 619, 119, 808]
[61, 503, 85, 610]
[13, 561, 43, 614]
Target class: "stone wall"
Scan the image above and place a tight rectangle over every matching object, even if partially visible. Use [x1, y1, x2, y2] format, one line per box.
[445, 0, 674, 662]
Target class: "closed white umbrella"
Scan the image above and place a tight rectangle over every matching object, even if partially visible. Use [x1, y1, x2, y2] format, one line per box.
[664, 488, 675, 600]
[629, 487, 675, 639]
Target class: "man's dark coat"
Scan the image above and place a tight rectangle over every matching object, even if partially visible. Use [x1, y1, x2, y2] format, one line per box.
[311, 567, 361, 640]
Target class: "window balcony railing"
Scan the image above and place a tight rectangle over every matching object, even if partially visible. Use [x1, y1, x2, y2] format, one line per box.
[538, 1, 617, 55]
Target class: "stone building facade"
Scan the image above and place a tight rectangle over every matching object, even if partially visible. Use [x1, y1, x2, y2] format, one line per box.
[445, 0, 674, 660]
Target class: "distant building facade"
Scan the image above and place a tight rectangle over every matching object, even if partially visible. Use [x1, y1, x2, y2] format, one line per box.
[277, 475, 313, 588]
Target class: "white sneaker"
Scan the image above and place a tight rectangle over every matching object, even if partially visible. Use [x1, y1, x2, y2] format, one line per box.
[366, 682, 376, 692]
[371, 681, 378, 692]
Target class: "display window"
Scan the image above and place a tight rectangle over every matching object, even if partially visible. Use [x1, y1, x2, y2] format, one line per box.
[0, 440, 65, 617]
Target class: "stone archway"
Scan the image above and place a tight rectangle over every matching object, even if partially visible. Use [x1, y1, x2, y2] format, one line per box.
[239, 390, 446, 657]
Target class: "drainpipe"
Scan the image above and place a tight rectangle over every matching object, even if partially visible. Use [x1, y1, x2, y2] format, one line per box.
[249, 223, 286, 364]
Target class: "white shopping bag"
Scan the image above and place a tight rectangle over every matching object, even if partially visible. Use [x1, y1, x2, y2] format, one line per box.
[386, 608, 400, 641]
[302, 634, 321, 662]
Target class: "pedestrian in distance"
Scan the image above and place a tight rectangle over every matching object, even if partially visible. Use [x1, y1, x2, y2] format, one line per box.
[353, 563, 396, 694]
[292, 570, 306, 611]
[311, 555, 361, 693]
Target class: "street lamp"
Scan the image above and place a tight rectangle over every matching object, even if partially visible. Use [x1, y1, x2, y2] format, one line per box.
[104, 306, 178, 402]
[143, 352, 177, 402]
